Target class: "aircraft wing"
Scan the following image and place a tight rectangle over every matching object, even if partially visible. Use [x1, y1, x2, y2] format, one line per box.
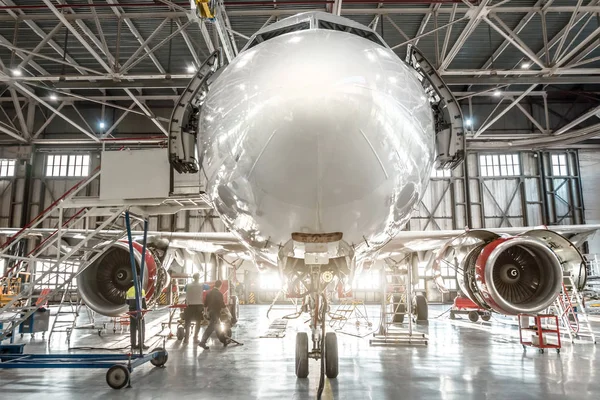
[378, 224, 600, 258]
[0, 228, 247, 256]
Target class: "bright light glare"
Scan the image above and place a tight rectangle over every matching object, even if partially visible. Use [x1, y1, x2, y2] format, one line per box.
[259, 272, 281, 290]
[49, 94, 58, 101]
[12, 69, 21, 76]
[99, 121, 106, 129]
[493, 90, 502, 97]
[187, 65, 196, 73]
[465, 118, 473, 126]
[521, 62, 531, 69]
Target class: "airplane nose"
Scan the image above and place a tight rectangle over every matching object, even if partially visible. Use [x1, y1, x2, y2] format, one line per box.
[202, 29, 434, 247]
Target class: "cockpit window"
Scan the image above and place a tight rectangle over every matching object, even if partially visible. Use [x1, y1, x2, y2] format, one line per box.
[246, 21, 311, 50]
[317, 20, 385, 47]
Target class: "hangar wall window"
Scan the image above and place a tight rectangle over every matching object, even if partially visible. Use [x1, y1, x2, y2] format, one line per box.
[551, 154, 568, 176]
[0, 159, 16, 178]
[45, 154, 90, 177]
[479, 154, 520, 177]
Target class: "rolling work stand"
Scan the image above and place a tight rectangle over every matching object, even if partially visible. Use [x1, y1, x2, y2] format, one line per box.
[518, 314, 561, 354]
[0, 211, 169, 389]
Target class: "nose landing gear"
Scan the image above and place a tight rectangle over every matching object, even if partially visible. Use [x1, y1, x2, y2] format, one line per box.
[294, 292, 339, 383]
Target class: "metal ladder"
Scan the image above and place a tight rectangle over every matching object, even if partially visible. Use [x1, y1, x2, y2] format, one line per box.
[370, 263, 428, 345]
[554, 276, 596, 344]
[48, 277, 83, 344]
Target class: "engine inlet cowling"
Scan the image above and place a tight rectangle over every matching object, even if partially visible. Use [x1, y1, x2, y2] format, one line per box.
[461, 237, 563, 315]
[77, 241, 159, 317]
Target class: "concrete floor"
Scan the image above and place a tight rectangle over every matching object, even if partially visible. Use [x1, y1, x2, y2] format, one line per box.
[1, 304, 599, 399]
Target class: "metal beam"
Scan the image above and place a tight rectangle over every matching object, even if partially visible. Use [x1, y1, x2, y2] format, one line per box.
[552, 0, 584, 63]
[473, 85, 537, 137]
[32, 102, 65, 139]
[0, 118, 26, 142]
[553, 25, 600, 68]
[0, 0, 88, 75]
[0, 39, 103, 75]
[120, 20, 192, 74]
[104, 102, 137, 137]
[13, 82, 100, 141]
[443, 75, 600, 85]
[440, 0, 491, 71]
[553, 105, 600, 136]
[479, 0, 545, 70]
[106, 0, 166, 73]
[485, 15, 545, 68]
[514, 101, 547, 134]
[176, 18, 202, 67]
[16, 22, 63, 70]
[40, 0, 113, 73]
[124, 88, 168, 136]
[441, 4, 458, 62]
[120, 18, 169, 72]
[0, 35, 48, 76]
[9, 89, 28, 138]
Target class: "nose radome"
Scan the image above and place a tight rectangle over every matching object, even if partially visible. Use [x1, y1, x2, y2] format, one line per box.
[247, 91, 392, 211]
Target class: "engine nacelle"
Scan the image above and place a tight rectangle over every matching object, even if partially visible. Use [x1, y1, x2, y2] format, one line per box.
[439, 229, 586, 315]
[77, 241, 164, 317]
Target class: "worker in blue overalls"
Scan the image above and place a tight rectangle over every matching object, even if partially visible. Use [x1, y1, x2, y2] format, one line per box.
[126, 284, 148, 350]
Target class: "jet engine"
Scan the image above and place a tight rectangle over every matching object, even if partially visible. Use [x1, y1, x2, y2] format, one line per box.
[77, 241, 166, 317]
[438, 229, 586, 315]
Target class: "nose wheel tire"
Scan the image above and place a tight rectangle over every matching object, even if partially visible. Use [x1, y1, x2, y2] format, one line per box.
[295, 332, 309, 378]
[106, 365, 130, 390]
[481, 312, 492, 322]
[325, 332, 339, 379]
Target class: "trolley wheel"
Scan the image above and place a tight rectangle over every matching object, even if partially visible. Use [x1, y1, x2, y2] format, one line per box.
[393, 303, 405, 323]
[325, 332, 339, 379]
[415, 294, 428, 321]
[468, 311, 479, 323]
[481, 313, 491, 322]
[449, 311, 456, 320]
[106, 365, 130, 390]
[539, 349, 544, 354]
[150, 347, 169, 367]
[295, 332, 309, 378]
[522, 345, 526, 351]
[556, 349, 560, 354]
[176, 326, 185, 341]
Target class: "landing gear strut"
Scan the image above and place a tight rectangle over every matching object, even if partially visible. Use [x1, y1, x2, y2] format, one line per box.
[294, 291, 338, 383]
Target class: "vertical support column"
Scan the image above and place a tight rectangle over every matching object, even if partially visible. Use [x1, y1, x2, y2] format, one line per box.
[125, 211, 143, 354]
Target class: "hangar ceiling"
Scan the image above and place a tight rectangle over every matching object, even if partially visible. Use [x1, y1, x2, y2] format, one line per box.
[0, 0, 599, 148]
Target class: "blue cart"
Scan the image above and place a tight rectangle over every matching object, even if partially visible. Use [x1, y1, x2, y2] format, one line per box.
[0, 345, 168, 389]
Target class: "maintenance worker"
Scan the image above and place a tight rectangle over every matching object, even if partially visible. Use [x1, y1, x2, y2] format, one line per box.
[198, 279, 228, 349]
[126, 283, 148, 350]
[183, 273, 207, 344]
